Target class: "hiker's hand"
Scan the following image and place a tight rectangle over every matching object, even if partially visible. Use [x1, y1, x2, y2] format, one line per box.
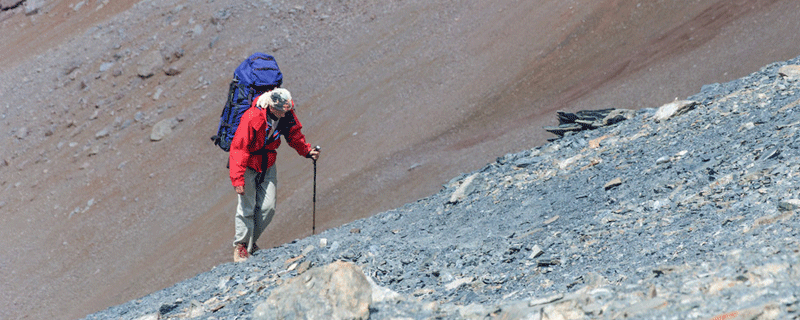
[308, 148, 320, 160]
[234, 185, 245, 195]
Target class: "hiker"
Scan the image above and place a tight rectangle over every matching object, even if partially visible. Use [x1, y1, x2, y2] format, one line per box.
[228, 88, 320, 262]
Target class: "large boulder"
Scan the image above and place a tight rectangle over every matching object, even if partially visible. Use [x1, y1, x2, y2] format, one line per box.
[252, 261, 372, 320]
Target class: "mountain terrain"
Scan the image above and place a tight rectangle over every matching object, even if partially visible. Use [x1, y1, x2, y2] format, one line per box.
[2, 0, 800, 319]
[83, 56, 800, 319]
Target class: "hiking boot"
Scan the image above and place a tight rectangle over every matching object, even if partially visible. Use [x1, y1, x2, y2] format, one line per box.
[234, 243, 249, 262]
[250, 244, 260, 254]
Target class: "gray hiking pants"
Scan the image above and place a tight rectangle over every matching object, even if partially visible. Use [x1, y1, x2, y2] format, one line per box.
[234, 165, 277, 251]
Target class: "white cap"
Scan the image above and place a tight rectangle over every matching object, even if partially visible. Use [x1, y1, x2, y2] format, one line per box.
[256, 88, 293, 111]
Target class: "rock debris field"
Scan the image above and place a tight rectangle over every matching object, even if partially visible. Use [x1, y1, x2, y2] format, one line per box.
[84, 57, 800, 319]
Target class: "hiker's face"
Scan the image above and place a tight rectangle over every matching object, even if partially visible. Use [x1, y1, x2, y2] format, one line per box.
[269, 103, 291, 118]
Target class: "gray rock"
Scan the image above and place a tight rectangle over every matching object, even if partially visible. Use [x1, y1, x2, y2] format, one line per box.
[654, 100, 698, 122]
[137, 50, 165, 78]
[448, 173, 481, 204]
[164, 65, 181, 76]
[529, 244, 544, 259]
[24, 0, 44, 15]
[778, 199, 800, 212]
[604, 177, 622, 190]
[14, 127, 28, 139]
[602, 108, 635, 126]
[95, 127, 110, 139]
[529, 293, 564, 307]
[150, 118, 178, 141]
[778, 65, 800, 80]
[544, 108, 633, 138]
[252, 261, 371, 320]
[132, 313, 159, 320]
[64, 61, 82, 75]
[99, 62, 115, 72]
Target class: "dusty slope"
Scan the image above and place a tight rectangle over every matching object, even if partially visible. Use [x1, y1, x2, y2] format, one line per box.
[1, 0, 799, 319]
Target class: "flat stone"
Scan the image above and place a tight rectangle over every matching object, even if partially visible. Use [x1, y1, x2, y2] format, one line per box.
[529, 293, 564, 307]
[778, 65, 800, 79]
[445, 277, 474, 291]
[150, 117, 178, 141]
[778, 199, 800, 211]
[604, 177, 623, 190]
[448, 173, 481, 204]
[654, 100, 698, 122]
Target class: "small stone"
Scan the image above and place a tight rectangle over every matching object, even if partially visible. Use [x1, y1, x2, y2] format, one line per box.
[618, 298, 668, 317]
[530, 244, 544, 259]
[150, 117, 178, 141]
[449, 173, 481, 204]
[296, 261, 312, 274]
[15, 127, 28, 139]
[654, 100, 698, 122]
[99, 62, 115, 72]
[543, 215, 559, 225]
[164, 65, 182, 76]
[137, 50, 165, 78]
[537, 259, 560, 267]
[778, 65, 800, 79]
[445, 277, 474, 291]
[95, 128, 110, 139]
[588, 135, 609, 149]
[152, 87, 163, 100]
[284, 255, 305, 269]
[778, 199, 800, 212]
[529, 293, 563, 307]
[604, 177, 623, 190]
[132, 313, 159, 320]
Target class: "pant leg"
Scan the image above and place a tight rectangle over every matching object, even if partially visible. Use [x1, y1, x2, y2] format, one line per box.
[233, 167, 260, 247]
[252, 164, 277, 245]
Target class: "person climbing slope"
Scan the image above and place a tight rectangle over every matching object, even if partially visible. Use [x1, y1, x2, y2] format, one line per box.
[228, 88, 320, 262]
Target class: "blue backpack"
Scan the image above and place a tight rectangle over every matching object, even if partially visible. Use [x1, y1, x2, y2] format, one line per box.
[211, 53, 283, 152]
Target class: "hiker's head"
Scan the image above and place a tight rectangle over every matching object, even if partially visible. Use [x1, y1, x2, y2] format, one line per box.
[257, 88, 293, 118]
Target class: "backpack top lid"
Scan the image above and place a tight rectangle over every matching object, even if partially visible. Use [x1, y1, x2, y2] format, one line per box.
[234, 52, 283, 88]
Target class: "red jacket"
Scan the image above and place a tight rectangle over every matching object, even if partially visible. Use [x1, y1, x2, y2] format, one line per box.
[229, 95, 312, 187]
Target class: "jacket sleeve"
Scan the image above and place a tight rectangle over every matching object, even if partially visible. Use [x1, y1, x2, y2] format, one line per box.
[284, 111, 313, 157]
[229, 111, 254, 187]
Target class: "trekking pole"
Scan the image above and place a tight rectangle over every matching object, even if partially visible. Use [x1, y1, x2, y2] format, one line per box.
[312, 145, 320, 235]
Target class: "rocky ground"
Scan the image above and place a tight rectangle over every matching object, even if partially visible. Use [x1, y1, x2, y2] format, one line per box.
[83, 57, 800, 319]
